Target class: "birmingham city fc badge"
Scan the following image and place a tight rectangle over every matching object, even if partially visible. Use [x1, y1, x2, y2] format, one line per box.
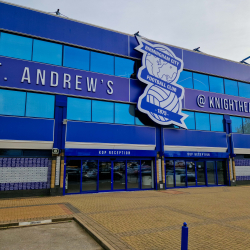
[135, 36, 188, 129]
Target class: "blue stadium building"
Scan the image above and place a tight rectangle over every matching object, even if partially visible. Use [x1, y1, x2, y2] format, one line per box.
[0, 1, 250, 198]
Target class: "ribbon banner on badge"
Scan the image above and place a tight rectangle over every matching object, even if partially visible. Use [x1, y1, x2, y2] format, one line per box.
[134, 36, 188, 128]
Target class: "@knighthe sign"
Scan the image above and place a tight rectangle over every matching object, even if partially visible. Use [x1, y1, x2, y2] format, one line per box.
[135, 36, 188, 128]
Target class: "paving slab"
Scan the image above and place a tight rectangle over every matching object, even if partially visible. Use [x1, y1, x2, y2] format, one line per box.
[0, 221, 103, 250]
[0, 186, 250, 249]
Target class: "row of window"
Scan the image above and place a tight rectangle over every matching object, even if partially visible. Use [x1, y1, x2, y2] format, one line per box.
[182, 111, 224, 132]
[0, 88, 249, 133]
[177, 71, 250, 98]
[67, 97, 143, 125]
[0, 89, 54, 119]
[183, 110, 250, 134]
[0, 32, 137, 78]
[230, 116, 250, 134]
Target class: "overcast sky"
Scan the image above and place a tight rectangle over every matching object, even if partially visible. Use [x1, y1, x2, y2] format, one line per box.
[3, 0, 250, 63]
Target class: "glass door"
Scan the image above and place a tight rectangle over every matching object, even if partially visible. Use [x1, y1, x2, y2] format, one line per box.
[113, 161, 126, 190]
[99, 161, 112, 191]
[175, 160, 186, 187]
[217, 161, 227, 185]
[186, 161, 196, 186]
[196, 161, 206, 186]
[82, 160, 98, 192]
[165, 160, 174, 188]
[127, 160, 141, 189]
[141, 160, 154, 189]
[206, 161, 216, 185]
[65, 160, 81, 194]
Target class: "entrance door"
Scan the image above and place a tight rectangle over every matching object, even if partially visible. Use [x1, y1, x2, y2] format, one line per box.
[65, 158, 154, 194]
[196, 161, 206, 186]
[206, 161, 217, 185]
[186, 161, 196, 186]
[127, 160, 140, 189]
[99, 160, 126, 191]
[113, 161, 126, 190]
[99, 161, 112, 191]
[65, 160, 81, 194]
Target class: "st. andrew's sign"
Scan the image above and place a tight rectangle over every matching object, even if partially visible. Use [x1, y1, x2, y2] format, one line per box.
[134, 36, 188, 129]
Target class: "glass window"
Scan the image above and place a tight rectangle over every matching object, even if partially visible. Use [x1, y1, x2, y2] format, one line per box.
[182, 111, 195, 129]
[0, 89, 26, 116]
[238, 82, 250, 98]
[209, 76, 224, 94]
[32, 39, 62, 66]
[230, 116, 243, 133]
[26, 93, 55, 119]
[177, 70, 193, 89]
[243, 118, 250, 134]
[0, 32, 32, 60]
[90, 51, 114, 75]
[195, 112, 210, 131]
[63, 46, 90, 71]
[115, 57, 135, 78]
[115, 103, 135, 125]
[193, 73, 209, 91]
[67, 97, 91, 121]
[135, 117, 145, 126]
[224, 79, 238, 96]
[92, 100, 114, 123]
[210, 114, 224, 132]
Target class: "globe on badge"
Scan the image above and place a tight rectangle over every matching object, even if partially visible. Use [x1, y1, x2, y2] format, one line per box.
[145, 47, 178, 84]
[145, 47, 181, 122]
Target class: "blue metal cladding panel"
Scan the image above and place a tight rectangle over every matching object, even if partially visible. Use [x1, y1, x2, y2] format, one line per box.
[183, 50, 250, 83]
[164, 129, 227, 148]
[0, 116, 54, 141]
[66, 122, 156, 145]
[129, 36, 183, 59]
[129, 36, 142, 59]
[232, 134, 250, 149]
[130, 79, 145, 103]
[0, 2, 128, 56]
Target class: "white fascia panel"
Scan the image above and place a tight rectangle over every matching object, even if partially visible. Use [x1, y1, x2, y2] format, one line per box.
[234, 148, 250, 154]
[164, 145, 227, 153]
[65, 142, 155, 150]
[0, 140, 53, 149]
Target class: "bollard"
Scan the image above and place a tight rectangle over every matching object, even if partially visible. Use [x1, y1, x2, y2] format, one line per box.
[181, 222, 188, 250]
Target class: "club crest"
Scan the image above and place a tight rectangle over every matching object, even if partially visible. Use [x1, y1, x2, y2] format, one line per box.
[135, 36, 188, 129]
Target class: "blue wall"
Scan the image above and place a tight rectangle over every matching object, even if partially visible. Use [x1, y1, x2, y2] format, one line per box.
[233, 134, 250, 149]
[66, 121, 156, 145]
[0, 116, 54, 141]
[164, 129, 227, 148]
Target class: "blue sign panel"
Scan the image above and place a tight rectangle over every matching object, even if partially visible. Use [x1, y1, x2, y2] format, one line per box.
[164, 151, 229, 158]
[0, 56, 129, 102]
[134, 36, 188, 128]
[65, 149, 157, 157]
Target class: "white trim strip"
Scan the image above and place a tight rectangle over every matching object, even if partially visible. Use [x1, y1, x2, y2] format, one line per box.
[19, 220, 52, 226]
[65, 142, 155, 150]
[164, 145, 227, 153]
[0, 140, 53, 149]
[234, 148, 250, 154]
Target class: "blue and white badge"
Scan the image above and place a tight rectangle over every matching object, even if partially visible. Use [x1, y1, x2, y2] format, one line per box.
[135, 36, 188, 129]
